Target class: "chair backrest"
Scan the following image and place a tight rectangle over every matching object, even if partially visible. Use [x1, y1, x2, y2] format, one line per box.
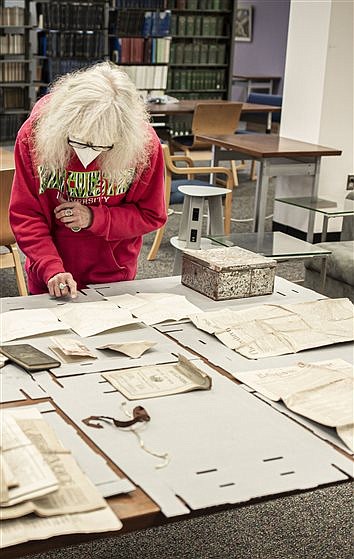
[191, 102, 243, 148]
[0, 168, 16, 246]
[245, 93, 282, 125]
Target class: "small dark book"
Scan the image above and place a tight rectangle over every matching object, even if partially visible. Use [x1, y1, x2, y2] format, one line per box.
[0, 344, 61, 372]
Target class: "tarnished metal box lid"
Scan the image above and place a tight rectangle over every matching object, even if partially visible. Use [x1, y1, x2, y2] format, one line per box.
[182, 246, 277, 271]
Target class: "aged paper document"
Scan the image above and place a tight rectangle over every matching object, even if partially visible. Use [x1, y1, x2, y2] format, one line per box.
[50, 336, 97, 363]
[236, 359, 354, 451]
[1, 408, 112, 518]
[103, 354, 212, 399]
[51, 301, 139, 337]
[190, 298, 354, 359]
[1, 506, 122, 548]
[97, 340, 157, 359]
[0, 309, 69, 343]
[106, 292, 202, 325]
[0, 413, 59, 507]
[0, 408, 122, 547]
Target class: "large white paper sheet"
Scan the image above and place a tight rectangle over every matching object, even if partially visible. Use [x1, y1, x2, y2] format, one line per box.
[106, 293, 202, 325]
[51, 301, 139, 337]
[0, 309, 69, 343]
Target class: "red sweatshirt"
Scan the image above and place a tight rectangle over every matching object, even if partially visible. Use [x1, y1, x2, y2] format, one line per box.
[10, 102, 167, 294]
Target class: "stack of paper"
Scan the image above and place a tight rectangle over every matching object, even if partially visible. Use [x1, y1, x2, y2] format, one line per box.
[0, 407, 122, 548]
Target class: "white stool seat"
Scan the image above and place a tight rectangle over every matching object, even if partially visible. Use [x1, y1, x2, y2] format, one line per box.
[178, 185, 231, 197]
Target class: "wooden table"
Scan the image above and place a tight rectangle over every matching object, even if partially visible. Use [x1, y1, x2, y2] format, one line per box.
[195, 133, 342, 242]
[0, 276, 353, 558]
[147, 100, 281, 133]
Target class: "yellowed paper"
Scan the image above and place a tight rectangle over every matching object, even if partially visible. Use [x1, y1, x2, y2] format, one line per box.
[106, 293, 202, 325]
[190, 299, 354, 359]
[235, 359, 354, 451]
[97, 340, 156, 359]
[0, 309, 69, 343]
[103, 354, 211, 399]
[0, 413, 59, 507]
[52, 301, 139, 337]
[50, 336, 97, 358]
[0, 505, 122, 548]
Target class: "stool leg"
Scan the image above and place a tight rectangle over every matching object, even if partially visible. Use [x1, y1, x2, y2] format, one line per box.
[208, 196, 225, 236]
[178, 195, 204, 249]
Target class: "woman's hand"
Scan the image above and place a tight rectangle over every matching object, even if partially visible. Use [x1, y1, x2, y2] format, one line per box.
[54, 200, 93, 231]
[47, 272, 77, 299]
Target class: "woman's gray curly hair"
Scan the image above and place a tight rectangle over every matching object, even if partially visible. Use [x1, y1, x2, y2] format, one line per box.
[33, 61, 151, 182]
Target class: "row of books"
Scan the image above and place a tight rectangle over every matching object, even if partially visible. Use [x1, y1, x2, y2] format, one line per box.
[0, 113, 27, 141]
[167, 68, 226, 91]
[172, 91, 224, 99]
[170, 41, 226, 65]
[40, 58, 103, 85]
[36, 2, 105, 31]
[109, 10, 171, 37]
[37, 31, 106, 59]
[0, 34, 25, 55]
[0, 7, 25, 27]
[171, 14, 226, 36]
[166, 0, 232, 9]
[0, 61, 26, 82]
[0, 86, 26, 110]
[111, 0, 166, 7]
[124, 64, 168, 90]
[110, 36, 170, 64]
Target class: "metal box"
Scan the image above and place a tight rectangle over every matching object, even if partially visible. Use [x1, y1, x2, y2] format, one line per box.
[181, 246, 277, 300]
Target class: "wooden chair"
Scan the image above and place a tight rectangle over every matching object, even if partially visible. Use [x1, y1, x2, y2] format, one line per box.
[147, 144, 234, 261]
[0, 168, 28, 296]
[170, 102, 244, 187]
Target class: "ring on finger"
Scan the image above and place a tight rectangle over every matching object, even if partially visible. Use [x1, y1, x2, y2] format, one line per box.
[65, 208, 73, 217]
[59, 282, 67, 290]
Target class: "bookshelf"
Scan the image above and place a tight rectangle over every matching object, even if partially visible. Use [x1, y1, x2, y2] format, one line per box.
[108, 0, 172, 100]
[165, 0, 236, 136]
[0, 0, 32, 143]
[33, 0, 109, 98]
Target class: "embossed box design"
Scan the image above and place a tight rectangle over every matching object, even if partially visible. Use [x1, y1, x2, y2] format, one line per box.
[181, 246, 277, 300]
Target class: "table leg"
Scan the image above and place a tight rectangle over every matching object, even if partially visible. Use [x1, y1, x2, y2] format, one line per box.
[266, 112, 272, 134]
[307, 157, 321, 243]
[320, 256, 328, 290]
[321, 214, 329, 242]
[252, 159, 268, 241]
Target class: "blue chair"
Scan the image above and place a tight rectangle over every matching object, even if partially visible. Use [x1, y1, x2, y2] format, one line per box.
[238, 93, 282, 134]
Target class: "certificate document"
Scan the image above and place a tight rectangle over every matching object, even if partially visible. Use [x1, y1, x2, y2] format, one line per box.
[102, 355, 212, 399]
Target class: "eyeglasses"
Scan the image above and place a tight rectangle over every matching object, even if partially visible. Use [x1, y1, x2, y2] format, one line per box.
[67, 138, 114, 152]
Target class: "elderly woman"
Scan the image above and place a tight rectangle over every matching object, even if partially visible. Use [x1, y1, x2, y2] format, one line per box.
[10, 62, 166, 298]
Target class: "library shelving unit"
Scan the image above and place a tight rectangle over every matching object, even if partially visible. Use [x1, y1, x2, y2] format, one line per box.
[32, 0, 109, 98]
[0, 0, 32, 143]
[108, 0, 172, 100]
[165, 0, 236, 136]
